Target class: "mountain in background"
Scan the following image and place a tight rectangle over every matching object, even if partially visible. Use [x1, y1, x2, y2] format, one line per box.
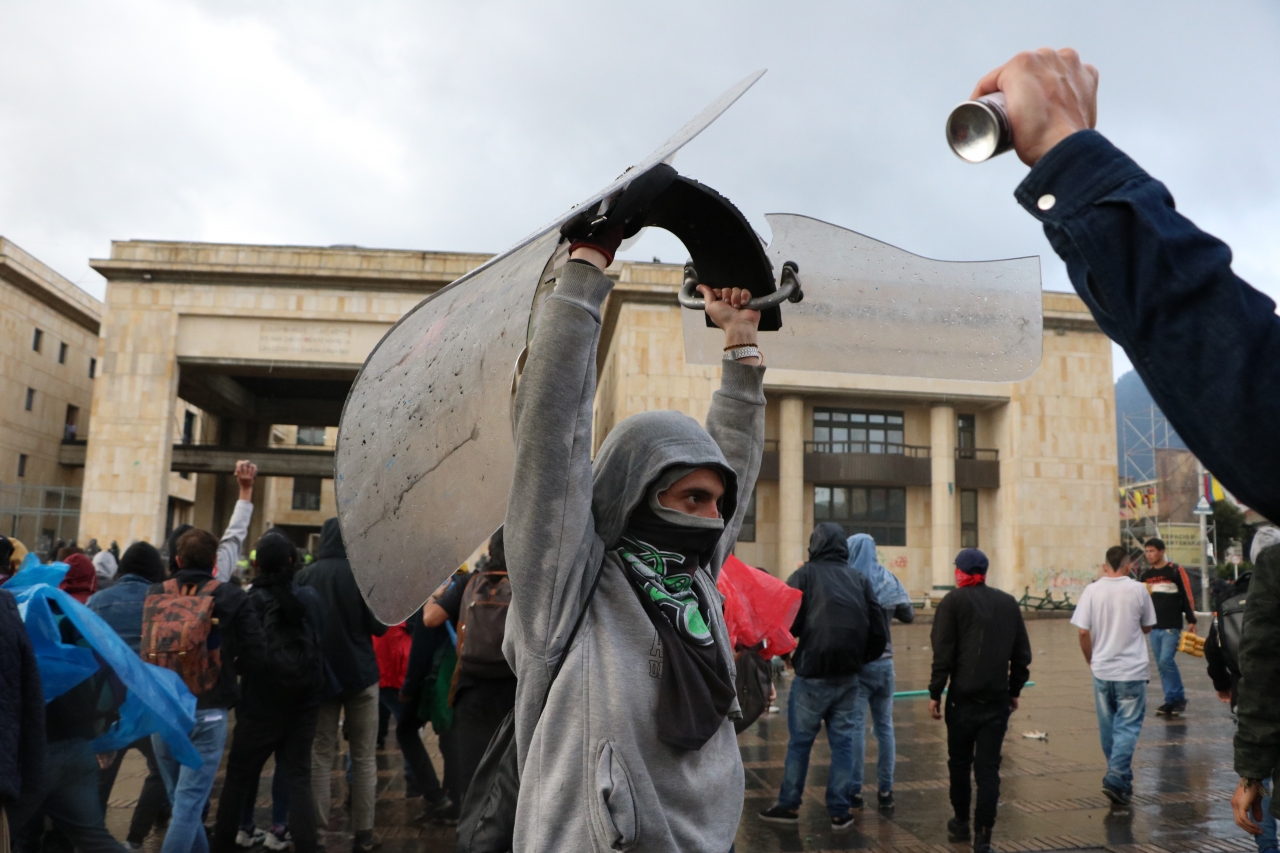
[1115, 370, 1186, 482]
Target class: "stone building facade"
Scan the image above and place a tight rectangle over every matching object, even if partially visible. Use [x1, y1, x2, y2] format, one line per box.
[0, 238, 103, 548]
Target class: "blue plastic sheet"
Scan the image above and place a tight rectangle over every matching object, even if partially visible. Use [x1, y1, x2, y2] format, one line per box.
[4, 567, 201, 767]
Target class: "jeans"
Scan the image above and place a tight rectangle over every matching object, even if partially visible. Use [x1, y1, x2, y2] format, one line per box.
[776, 674, 858, 817]
[239, 769, 289, 831]
[1148, 628, 1186, 705]
[154, 712, 228, 853]
[97, 735, 171, 844]
[312, 684, 379, 832]
[1093, 678, 1146, 795]
[213, 709, 318, 853]
[395, 692, 446, 805]
[9, 738, 126, 853]
[850, 658, 896, 796]
[1256, 776, 1278, 853]
[945, 697, 1011, 830]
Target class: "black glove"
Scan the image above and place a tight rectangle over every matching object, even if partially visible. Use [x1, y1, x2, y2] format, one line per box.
[561, 163, 677, 266]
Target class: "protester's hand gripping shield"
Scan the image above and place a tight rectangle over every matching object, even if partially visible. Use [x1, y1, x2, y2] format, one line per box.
[336, 71, 1043, 624]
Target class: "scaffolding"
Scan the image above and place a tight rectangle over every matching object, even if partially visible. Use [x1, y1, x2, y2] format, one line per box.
[0, 483, 82, 559]
[1120, 406, 1178, 483]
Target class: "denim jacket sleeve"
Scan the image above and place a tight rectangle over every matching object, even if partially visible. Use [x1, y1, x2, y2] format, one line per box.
[1015, 130, 1280, 524]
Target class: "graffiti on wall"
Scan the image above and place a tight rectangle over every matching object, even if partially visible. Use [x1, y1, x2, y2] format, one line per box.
[1030, 565, 1097, 598]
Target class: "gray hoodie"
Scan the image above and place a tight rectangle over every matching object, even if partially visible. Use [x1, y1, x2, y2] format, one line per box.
[504, 259, 766, 853]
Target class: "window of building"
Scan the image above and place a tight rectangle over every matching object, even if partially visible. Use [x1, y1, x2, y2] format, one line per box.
[296, 426, 327, 446]
[17, 454, 28, 478]
[24, 388, 34, 411]
[814, 485, 906, 545]
[89, 357, 97, 379]
[32, 328, 42, 352]
[812, 408, 904, 454]
[58, 342, 68, 364]
[957, 414, 976, 459]
[292, 476, 323, 511]
[738, 488, 757, 542]
[64, 405, 79, 441]
[182, 411, 197, 445]
[960, 488, 979, 548]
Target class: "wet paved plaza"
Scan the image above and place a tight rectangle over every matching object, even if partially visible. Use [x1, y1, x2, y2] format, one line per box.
[104, 618, 1254, 853]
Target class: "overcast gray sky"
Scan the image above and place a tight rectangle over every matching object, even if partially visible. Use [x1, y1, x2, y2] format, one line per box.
[2, 0, 1278, 379]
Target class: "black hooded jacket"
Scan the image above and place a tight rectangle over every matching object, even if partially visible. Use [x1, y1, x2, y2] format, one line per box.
[295, 518, 387, 696]
[929, 578, 1031, 704]
[786, 523, 886, 679]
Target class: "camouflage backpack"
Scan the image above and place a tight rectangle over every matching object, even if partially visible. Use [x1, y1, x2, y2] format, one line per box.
[140, 578, 223, 696]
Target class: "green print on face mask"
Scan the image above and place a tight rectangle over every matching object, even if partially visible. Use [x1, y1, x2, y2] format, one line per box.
[620, 537, 712, 645]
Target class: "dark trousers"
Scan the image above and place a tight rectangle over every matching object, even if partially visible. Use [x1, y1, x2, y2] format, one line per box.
[97, 735, 171, 844]
[453, 681, 517, 806]
[10, 738, 126, 853]
[944, 697, 1011, 829]
[395, 694, 445, 804]
[211, 709, 319, 853]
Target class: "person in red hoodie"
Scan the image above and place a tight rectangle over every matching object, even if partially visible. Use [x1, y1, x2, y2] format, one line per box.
[59, 553, 97, 604]
[372, 621, 415, 787]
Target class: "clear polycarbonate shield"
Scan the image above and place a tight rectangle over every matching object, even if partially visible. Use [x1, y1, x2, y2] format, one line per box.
[682, 214, 1042, 381]
[336, 71, 767, 624]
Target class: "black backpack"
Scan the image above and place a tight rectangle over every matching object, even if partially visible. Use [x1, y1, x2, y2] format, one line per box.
[1216, 590, 1247, 675]
[256, 590, 322, 697]
[733, 645, 772, 734]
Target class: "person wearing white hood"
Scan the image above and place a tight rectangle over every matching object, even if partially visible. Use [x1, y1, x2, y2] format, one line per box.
[501, 217, 765, 852]
[92, 548, 118, 590]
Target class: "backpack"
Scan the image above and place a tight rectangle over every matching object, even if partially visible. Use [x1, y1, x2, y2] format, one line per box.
[1216, 590, 1247, 674]
[140, 578, 222, 697]
[733, 644, 772, 734]
[256, 588, 322, 698]
[455, 571, 512, 679]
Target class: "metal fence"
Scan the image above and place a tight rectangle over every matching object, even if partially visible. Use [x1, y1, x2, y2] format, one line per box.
[0, 483, 82, 558]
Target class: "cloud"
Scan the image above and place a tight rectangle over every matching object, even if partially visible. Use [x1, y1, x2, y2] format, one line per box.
[0, 0, 1276, 383]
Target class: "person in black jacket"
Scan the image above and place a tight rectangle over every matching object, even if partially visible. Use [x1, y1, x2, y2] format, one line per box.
[759, 523, 884, 831]
[295, 518, 387, 853]
[212, 532, 325, 853]
[929, 548, 1031, 853]
[147, 528, 264, 853]
[1138, 538, 1197, 716]
[0, 588, 44, 849]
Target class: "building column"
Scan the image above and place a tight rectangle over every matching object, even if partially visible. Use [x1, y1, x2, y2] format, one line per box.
[930, 404, 957, 594]
[81, 287, 179, 547]
[777, 396, 805, 574]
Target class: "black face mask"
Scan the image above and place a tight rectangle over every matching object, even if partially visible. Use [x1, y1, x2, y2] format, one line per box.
[616, 500, 736, 751]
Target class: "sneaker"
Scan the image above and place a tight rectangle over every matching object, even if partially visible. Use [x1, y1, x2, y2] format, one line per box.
[973, 826, 993, 853]
[850, 793, 865, 809]
[125, 843, 144, 852]
[237, 828, 267, 848]
[831, 812, 855, 831]
[947, 817, 971, 842]
[1154, 703, 1174, 716]
[758, 804, 799, 824]
[263, 828, 291, 851]
[1171, 699, 1187, 714]
[1102, 785, 1132, 806]
[413, 796, 455, 825]
[878, 791, 895, 810]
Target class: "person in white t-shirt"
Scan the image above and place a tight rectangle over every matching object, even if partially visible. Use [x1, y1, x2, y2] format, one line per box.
[1071, 545, 1158, 806]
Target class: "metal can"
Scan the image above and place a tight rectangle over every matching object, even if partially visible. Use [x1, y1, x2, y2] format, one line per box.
[946, 92, 1013, 163]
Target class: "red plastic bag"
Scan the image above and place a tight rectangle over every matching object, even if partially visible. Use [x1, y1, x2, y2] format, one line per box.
[717, 554, 802, 659]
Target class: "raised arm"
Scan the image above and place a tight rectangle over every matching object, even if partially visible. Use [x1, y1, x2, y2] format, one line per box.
[701, 286, 766, 577]
[215, 460, 257, 583]
[504, 253, 613, 656]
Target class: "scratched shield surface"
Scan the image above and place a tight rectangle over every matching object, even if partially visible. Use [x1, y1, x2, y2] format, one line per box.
[336, 70, 768, 624]
[682, 214, 1042, 381]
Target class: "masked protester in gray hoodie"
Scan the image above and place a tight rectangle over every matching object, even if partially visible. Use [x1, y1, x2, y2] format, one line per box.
[503, 237, 766, 853]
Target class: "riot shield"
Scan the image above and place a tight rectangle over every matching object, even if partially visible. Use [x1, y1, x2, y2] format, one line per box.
[681, 214, 1042, 381]
[336, 71, 767, 623]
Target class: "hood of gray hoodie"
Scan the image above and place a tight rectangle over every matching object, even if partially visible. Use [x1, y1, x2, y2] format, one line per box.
[591, 409, 739, 549]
